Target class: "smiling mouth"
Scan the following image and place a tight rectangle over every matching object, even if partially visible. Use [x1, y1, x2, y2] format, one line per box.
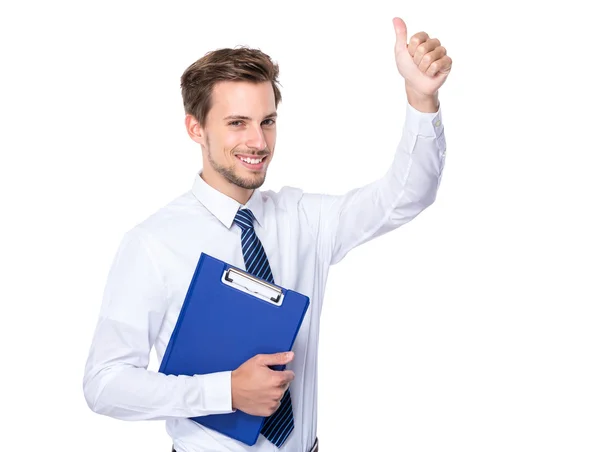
[235, 154, 268, 170]
[235, 155, 267, 164]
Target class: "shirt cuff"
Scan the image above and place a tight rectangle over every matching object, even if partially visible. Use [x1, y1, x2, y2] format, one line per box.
[198, 371, 234, 413]
[404, 101, 444, 139]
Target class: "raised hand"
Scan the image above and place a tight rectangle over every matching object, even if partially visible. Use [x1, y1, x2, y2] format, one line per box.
[231, 351, 295, 416]
[393, 17, 452, 98]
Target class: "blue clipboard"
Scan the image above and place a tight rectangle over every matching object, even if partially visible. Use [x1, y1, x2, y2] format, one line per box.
[158, 252, 310, 446]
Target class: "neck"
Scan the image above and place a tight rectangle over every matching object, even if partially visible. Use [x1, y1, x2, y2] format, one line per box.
[200, 167, 253, 205]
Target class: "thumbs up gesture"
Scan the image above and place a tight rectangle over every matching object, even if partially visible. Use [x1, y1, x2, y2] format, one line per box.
[393, 17, 452, 98]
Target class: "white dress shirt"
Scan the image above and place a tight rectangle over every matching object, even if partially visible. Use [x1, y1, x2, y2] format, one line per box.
[83, 102, 446, 452]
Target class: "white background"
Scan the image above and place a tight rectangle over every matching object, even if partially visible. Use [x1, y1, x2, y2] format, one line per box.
[1, 1, 599, 451]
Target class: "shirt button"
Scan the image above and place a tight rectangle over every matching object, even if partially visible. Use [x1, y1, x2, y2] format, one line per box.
[434, 120, 441, 127]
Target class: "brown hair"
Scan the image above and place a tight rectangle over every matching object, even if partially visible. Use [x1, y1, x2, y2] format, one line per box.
[180, 46, 283, 127]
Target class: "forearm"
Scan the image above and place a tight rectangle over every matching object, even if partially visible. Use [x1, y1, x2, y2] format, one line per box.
[378, 98, 445, 212]
[83, 317, 234, 421]
[83, 362, 233, 421]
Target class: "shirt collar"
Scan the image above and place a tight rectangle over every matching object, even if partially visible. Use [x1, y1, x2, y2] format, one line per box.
[191, 171, 265, 229]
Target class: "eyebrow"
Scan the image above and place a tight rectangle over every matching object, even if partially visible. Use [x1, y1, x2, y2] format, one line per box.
[223, 112, 278, 121]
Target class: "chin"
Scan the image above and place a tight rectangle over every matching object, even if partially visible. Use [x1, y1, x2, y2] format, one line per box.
[242, 175, 267, 190]
[230, 171, 267, 190]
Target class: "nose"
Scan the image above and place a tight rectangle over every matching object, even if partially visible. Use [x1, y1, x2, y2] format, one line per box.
[245, 124, 267, 151]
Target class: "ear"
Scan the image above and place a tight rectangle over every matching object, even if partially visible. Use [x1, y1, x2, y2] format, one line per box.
[185, 114, 206, 147]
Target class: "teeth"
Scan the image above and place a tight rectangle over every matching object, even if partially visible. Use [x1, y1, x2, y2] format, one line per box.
[240, 156, 263, 164]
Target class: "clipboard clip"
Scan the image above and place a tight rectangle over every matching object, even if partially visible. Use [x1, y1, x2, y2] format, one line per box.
[222, 267, 284, 306]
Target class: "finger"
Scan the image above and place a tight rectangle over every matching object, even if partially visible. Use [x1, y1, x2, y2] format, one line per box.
[418, 45, 446, 73]
[426, 55, 453, 77]
[277, 376, 292, 390]
[270, 370, 294, 390]
[267, 400, 281, 416]
[413, 39, 441, 67]
[273, 385, 290, 403]
[407, 32, 430, 57]
[259, 351, 294, 367]
[277, 370, 295, 385]
[272, 388, 286, 402]
[392, 17, 407, 49]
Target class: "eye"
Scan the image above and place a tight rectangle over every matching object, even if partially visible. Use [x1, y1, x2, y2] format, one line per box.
[262, 118, 276, 126]
[228, 120, 243, 127]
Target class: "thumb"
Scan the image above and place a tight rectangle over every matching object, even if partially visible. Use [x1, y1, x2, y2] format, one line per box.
[261, 351, 294, 366]
[392, 17, 408, 50]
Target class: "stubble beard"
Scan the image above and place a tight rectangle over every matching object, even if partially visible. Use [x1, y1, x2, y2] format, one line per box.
[206, 143, 267, 190]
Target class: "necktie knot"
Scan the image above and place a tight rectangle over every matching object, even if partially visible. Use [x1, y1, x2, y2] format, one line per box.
[233, 208, 255, 232]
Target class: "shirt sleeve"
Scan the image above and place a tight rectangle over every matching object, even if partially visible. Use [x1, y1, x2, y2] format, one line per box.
[82, 227, 234, 420]
[299, 102, 446, 266]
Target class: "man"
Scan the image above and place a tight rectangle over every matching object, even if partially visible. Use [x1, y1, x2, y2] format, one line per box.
[83, 16, 451, 452]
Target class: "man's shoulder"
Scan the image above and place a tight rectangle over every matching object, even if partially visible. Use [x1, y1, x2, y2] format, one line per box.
[259, 184, 306, 208]
[127, 189, 201, 243]
[259, 184, 331, 214]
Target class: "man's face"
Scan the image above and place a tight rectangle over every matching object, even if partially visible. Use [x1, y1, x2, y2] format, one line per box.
[197, 81, 277, 190]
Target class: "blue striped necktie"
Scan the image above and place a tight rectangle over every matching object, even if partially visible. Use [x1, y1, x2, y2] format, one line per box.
[233, 208, 294, 448]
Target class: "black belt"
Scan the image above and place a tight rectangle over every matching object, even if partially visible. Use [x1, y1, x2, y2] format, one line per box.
[172, 436, 318, 451]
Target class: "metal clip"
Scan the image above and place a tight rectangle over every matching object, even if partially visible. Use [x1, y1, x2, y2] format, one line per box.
[223, 267, 283, 305]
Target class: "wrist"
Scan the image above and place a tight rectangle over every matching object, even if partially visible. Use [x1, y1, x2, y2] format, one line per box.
[405, 83, 439, 113]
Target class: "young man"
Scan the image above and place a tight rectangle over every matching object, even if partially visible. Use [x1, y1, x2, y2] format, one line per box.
[83, 17, 451, 452]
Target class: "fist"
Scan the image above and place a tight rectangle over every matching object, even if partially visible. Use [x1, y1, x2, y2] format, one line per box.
[231, 351, 295, 417]
[393, 17, 452, 96]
